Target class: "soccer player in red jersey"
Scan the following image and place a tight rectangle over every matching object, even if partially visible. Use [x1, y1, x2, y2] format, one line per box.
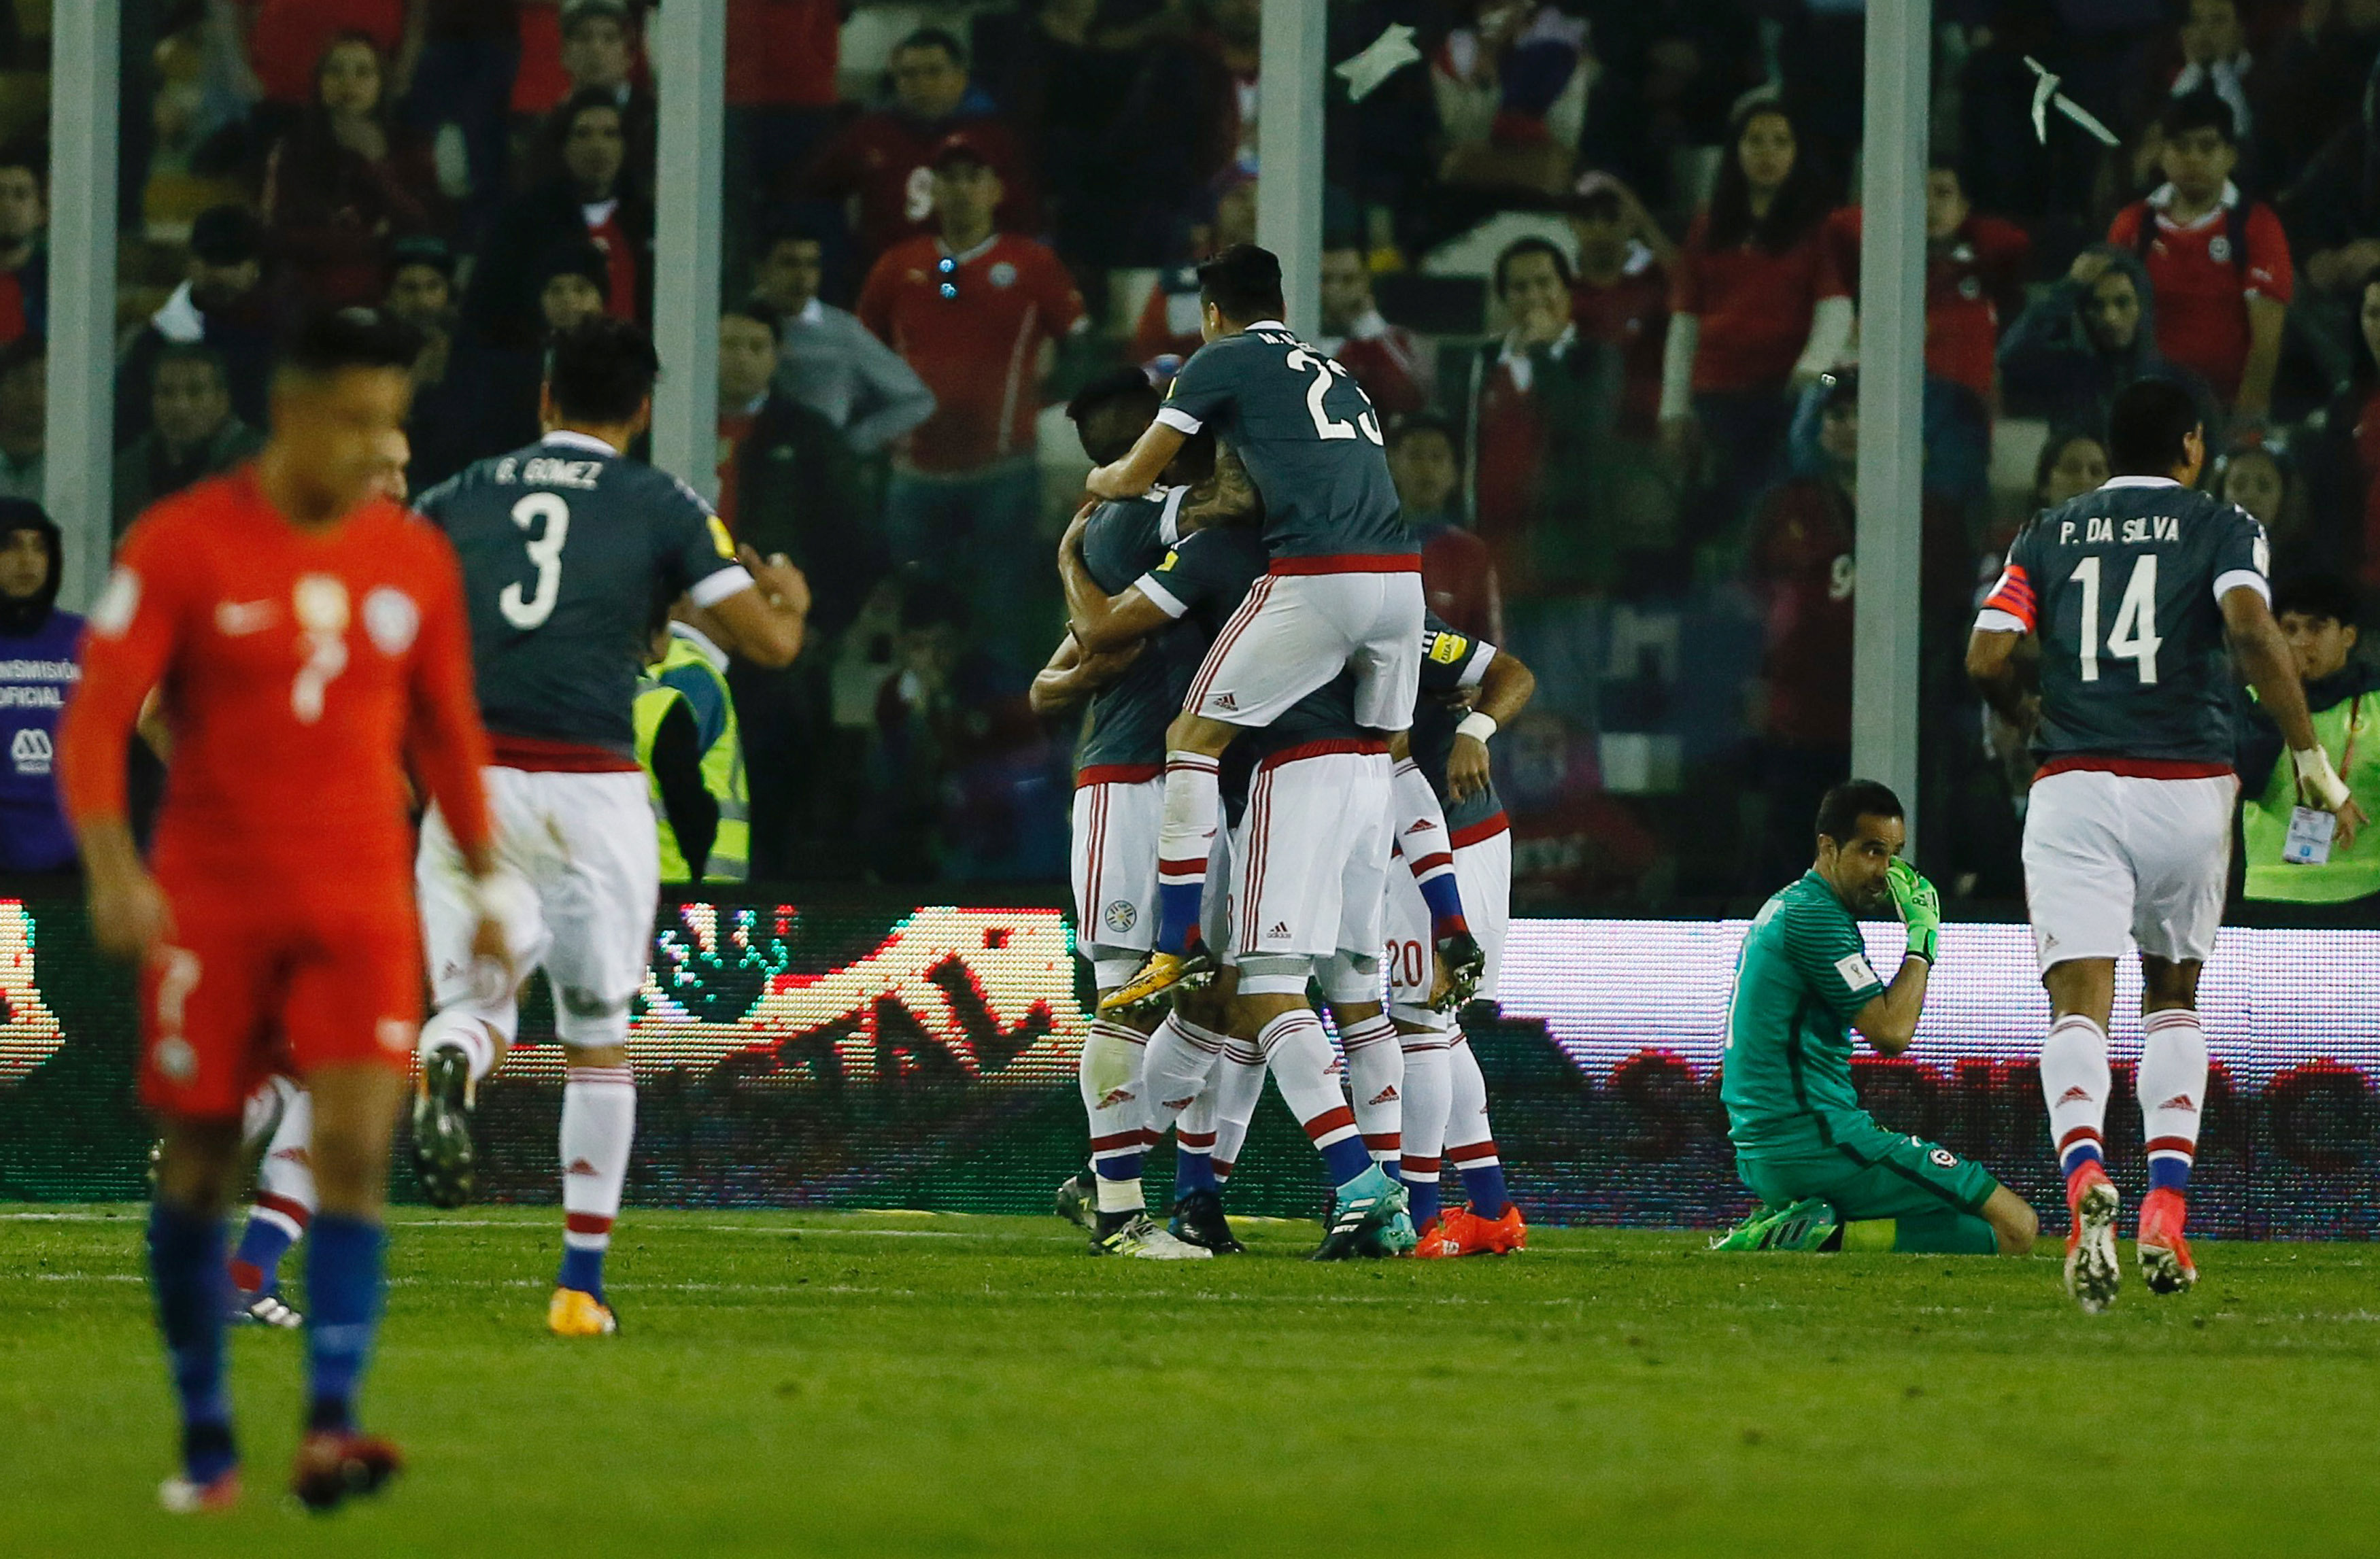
[57, 309, 513, 1514]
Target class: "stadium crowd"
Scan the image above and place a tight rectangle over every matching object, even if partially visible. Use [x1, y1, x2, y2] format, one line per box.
[0, 0, 2369, 920]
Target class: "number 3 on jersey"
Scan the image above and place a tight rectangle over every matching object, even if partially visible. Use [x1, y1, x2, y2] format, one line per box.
[501, 493, 571, 629]
[1285, 348, 1383, 445]
[2072, 554, 2162, 684]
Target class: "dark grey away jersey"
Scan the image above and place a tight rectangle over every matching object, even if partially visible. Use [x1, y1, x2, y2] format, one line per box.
[1156, 324, 1414, 562]
[1978, 476, 2268, 766]
[417, 433, 749, 757]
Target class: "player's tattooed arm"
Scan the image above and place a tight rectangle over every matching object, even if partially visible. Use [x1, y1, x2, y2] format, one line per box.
[1057, 503, 1174, 653]
[1179, 440, 1262, 530]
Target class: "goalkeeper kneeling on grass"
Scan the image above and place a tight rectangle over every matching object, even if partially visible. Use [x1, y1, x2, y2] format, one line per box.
[1714, 779, 2039, 1256]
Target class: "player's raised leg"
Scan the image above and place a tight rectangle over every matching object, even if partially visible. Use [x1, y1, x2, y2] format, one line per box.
[228, 1078, 313, 1328]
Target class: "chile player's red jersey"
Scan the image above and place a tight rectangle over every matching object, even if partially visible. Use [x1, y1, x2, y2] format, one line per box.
[57, 468, 496, 1118]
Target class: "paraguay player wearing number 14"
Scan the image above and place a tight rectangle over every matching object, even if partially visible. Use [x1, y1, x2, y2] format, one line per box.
[1969, 379, 2366, 1314]
[407, 320, 808, 1338]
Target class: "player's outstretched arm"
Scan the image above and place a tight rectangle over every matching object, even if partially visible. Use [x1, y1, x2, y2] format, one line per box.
[2224, 585, 2370, 845]
[1085, 419, 1187, 502]
[702, 546, 810, 668]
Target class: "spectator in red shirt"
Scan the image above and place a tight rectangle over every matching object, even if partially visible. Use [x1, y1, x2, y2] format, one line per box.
[1388, 413, 1506, 643]
[1566, 173, 1674, 441]
[1660, 101, 1847, 548]
[1822, 161, 2032, 411]
[1317, 242, 1433, 418]
[857, 133, 1084, 669]
[1462, 237, 1622, 596]
[469, 90, 651, 347]
[800, 29, 1042, 269]
[2107, 90, 2293, 419]
[262, 33, 445, 309]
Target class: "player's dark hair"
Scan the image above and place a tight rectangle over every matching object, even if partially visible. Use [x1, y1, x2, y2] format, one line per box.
[2161, 87, 2237, 145]
[1066, 367, 1159, 428]
[1815, 779, 1903, 847]
[546, 316, 660, 423]
[2106, 378, 2203, 476]
[724, 296, 784, 345]
[2273, 572, 2360, 628]
[1197, 243, 1285, 326]
[894, 27, 967, 67]
[1494, 237, 1574, 296]
[276, 305, 424, 379]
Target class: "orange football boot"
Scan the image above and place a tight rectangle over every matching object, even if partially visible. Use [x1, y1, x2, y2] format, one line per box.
[2137, 1186, 2198, 1295]
[1440, 1203, 1528, 1256]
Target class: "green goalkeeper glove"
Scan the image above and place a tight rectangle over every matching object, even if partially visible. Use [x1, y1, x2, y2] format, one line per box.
[1887, 857, 1941, 965]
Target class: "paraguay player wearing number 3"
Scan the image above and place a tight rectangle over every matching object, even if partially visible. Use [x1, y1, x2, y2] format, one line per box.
[1969, 379, 2366, 1314]
[408, 320, 809, 1338]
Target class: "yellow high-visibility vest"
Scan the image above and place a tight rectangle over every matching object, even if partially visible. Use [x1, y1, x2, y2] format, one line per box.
[632, 630, 748, 883]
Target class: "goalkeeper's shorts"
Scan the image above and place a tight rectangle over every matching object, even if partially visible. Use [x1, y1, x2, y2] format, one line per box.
[1737, 1112, 1999, 1221]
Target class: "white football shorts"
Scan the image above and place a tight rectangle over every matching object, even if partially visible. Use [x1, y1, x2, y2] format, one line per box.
[1386, 821, 1512, 1023]
[1070, 773, 1162, 987]
[1178, 568, 1423, 732]
[2021, 767, 2236, 972]
[418, 766, 660, 1048]
[1227, 747, 1393, 999]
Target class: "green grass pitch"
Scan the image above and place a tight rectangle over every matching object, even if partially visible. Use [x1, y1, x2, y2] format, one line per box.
[5, 1205, 2379, 1558]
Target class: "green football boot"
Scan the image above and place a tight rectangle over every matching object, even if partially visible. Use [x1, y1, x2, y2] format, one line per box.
[1710, 1197, 1840, 1252]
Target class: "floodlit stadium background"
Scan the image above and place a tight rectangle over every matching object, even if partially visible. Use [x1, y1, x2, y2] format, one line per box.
[3, 894, 2371, 1239]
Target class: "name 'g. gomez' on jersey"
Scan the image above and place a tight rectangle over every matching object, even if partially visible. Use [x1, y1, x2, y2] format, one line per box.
[1977, 475, 2268, 768]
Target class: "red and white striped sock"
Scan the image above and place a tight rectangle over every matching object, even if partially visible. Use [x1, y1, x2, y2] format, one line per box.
[1260, 1010, 1370, 1182]
[2140, 1008, 2207, 1195]
[1211, 1039, 1266, 1182]
[2041, 1013, 2111, 1179]
[1339, 1013, 1404, 1173]
[560, 1064, 636, 1292]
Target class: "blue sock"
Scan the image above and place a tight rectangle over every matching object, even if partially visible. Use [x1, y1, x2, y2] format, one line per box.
[148, 1201, 237, 1482]
[1460, 1163, 1510, 1216]
[1319, 1135, 1374, 1186]
[305, 1215, 385, 1435]
[2060, 1139, 2105, 1180]
[2147, 1153, 2192, 1195]
[1154, 881, 1205, 955]
[1416, 873, 1469, 939]
[1406, 1173, 1442, 1227]
[1172, 1149, 1217, 1199]
[229, 1216, 296, 1295]
[559, 1242, 607, 1299]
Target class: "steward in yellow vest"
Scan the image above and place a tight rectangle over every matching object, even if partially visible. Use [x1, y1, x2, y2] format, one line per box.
[2237, 575, 2380, 906]
[634, 619, 748, 883]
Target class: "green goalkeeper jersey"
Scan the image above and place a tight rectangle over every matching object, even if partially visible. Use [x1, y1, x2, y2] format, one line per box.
[1722, 872, 1890, 1153]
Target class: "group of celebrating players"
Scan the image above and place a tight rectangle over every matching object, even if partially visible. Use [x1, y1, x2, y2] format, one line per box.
[58, 226, 2371, 1514]
[1034, 244, 1535, 1263]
